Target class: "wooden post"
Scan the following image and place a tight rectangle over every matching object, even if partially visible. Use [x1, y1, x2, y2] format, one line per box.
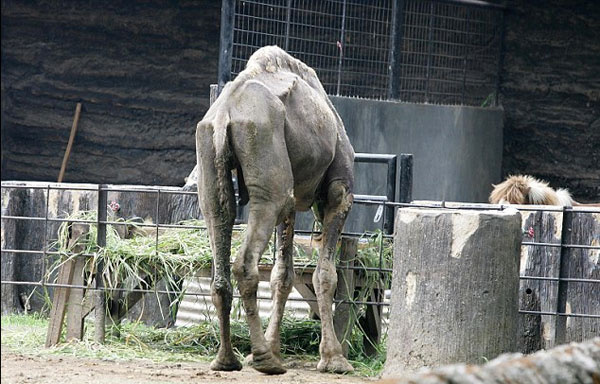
[94, 185, 108, 344]
[333, 237, 358, 357]
[384, 207, 522, 375]
[65, 224, 90, 341]
[517, 287, 542, 354]
[45, 223, 88, 347]
[45, 259, 76, 347]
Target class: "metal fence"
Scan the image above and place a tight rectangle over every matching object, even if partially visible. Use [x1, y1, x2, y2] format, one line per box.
[220, 0, 505, 105]
[1, 182, 599, 347]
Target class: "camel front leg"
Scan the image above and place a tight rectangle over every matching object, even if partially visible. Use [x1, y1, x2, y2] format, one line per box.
[264, 213, 296, 362]
[313, 180, 354, 373]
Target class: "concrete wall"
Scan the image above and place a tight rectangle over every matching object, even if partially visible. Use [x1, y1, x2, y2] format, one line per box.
[295, 97, 504, 233]
[332, 96, 504, 203]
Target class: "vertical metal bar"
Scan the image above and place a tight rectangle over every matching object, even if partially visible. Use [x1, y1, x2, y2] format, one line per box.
[154, 189, 161, 295]
[494, 10, 506, 107]
[461, 12, 470, 105]
[388, 0, 405, 100]
[336, 0, 347, 96]
[155, 190, 160, 257]
[384, 156, 397, 235]
[41, 185, 51, 285]
[555, 208, 573, 345]
[95, 184, 108, 344]
[284, 0, 292, 50]
[399, 154, 413, 204]
[218, 0, 236, 92]
[425, 1, 434, 103]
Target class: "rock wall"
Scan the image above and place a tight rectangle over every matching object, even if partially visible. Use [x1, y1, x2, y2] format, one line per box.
[2, 0, 598, 203]
[499, 0, 600, 203]
[1, 0, 220, 186]
[380, 338, 600, 384]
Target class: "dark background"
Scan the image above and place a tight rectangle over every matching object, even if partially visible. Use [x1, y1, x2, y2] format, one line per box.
[2, 0, 598, 202]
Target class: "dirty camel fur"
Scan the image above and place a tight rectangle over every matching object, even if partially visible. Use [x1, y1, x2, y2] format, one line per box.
[195, 46, 355, 375]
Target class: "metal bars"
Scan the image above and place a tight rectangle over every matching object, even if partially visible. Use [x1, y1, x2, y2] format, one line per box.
[225, 0, 504, 105]
[1, 182, 599, 321]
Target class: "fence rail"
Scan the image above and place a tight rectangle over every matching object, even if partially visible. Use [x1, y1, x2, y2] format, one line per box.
[1, 182, 599, 348]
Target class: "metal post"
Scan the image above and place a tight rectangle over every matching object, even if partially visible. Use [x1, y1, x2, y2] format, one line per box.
[461, 13, 470, 105]
[41, 185, 51, 286]
[284, 0, 292, 51]
[398, 154, 413, 204]
[388, 0, 405, 100]
[336, 0, 347, 96]
[94, 184, 108, 344]
[218, 0, 235, 92]
[555, 208, 572, 346]
[425, 1, 435, 103]
[494, 10, 506, 107]
[385, 156, 397, 235]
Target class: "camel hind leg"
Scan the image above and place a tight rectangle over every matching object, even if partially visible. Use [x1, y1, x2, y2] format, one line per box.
[195, 121, 241, 371]
[233, 199, 293, 375]
[313, 180, 354, 373]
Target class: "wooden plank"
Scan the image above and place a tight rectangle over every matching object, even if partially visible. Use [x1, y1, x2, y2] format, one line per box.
[94, 291, 105, 344]
[361, 289, 383, 356]
[45, 259, 75, 347]
[65, 256, 86, 340]
[65, 224, 89, 341]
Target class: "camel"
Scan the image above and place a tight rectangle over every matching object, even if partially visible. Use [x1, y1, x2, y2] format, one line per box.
[195, 46, 355, 375]
[489, 175, 600, 207]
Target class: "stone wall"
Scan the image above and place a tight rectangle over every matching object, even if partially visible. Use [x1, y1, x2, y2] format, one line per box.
[1, 0, 220, 186]
[499, 0, 600, 203]
[2, 0, 598, 203]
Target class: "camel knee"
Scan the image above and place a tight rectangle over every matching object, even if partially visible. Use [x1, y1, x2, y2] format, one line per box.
[313, 260, 338, 295]
[211, 277, 233, 302]
[211, 277, 233, 300]
[270, 266, 294, 296]
[327, 181, 352, 210]
[232, 260, 259, 299]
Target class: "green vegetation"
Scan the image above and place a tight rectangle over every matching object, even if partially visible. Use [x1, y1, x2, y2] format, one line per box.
[10, 210, 392, 376]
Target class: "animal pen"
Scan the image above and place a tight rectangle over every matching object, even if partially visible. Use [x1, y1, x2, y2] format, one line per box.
[1, 180, 599, 354]
[1, 0, 598, 372]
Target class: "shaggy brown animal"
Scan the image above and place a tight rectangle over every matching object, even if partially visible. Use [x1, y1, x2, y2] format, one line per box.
[489, 175, 599, 207]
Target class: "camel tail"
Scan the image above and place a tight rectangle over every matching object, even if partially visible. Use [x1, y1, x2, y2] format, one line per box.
[212, 112, 235, 220]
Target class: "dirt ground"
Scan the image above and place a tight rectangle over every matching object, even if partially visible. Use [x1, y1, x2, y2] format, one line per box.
[1, 350, 376, 384]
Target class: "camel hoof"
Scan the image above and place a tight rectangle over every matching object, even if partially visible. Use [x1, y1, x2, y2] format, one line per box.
[210, 356, 243, 372]
[317, 355, 354, 373]
[247, 352, 287, 375]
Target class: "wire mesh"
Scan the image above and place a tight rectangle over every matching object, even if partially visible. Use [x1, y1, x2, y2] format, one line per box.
[229, 0, 504, 105]
[397, 0, 503, 105]
[232, 0, 393, 99]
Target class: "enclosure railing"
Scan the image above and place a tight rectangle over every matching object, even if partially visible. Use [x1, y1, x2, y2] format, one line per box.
[219, 0, 505, 106]
[2, 183, 599, 347]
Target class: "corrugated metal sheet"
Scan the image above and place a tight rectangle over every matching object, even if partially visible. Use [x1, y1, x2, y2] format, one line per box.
[175, 278, 312, 326]
[175, 277, 391, 333]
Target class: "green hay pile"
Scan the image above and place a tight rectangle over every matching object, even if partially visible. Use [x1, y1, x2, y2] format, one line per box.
[50, 210, 392, 295]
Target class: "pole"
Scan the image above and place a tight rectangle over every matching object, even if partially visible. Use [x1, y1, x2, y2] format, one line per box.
[58, 102, 82, 183]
